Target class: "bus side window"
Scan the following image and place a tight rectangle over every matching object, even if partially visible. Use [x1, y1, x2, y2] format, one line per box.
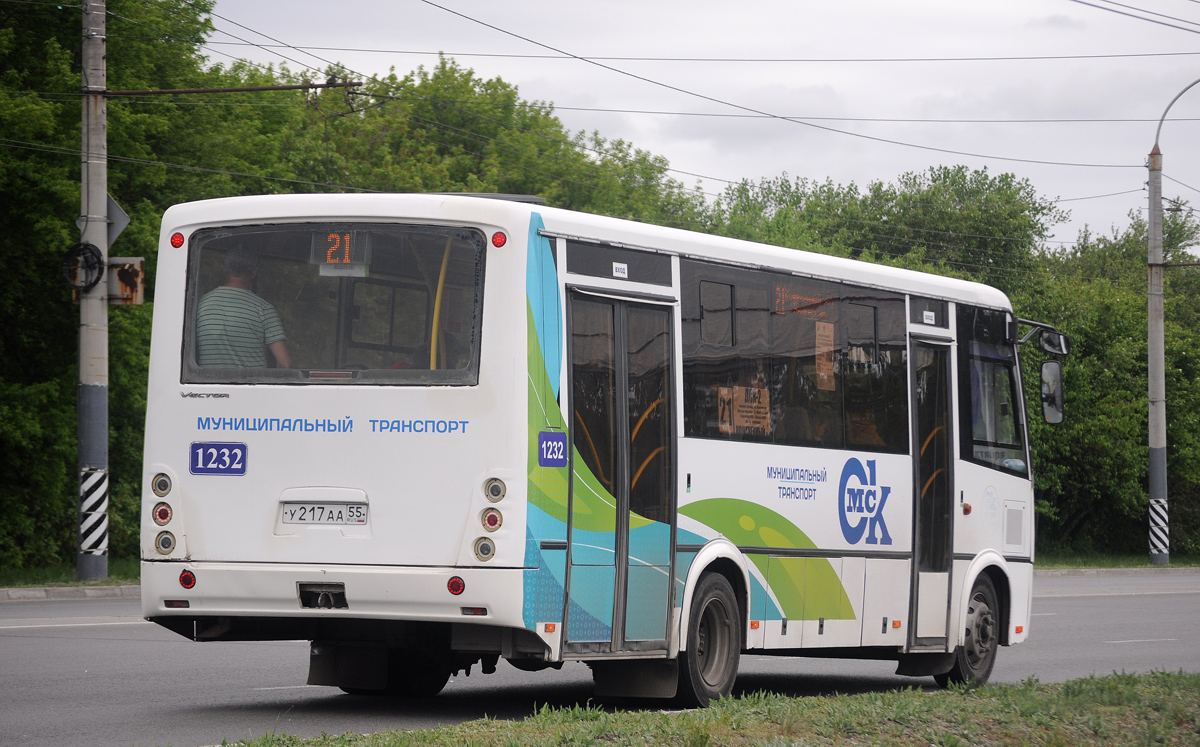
[682, 263, 771, 442]
[843, 297, 908, 453]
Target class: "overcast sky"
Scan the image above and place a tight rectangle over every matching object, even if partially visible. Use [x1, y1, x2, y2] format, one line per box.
[209, 0, 1200, 246]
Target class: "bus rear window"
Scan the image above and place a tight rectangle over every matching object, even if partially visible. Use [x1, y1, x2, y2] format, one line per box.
[182, 223, 485, 385]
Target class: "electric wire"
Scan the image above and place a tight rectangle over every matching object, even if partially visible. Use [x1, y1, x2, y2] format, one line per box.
[415, 0, 1143, 170]
[1092, 0, 1200, 30]
[0, 135, 1153, 286]
[0, 137, 381, 192]
[1165, 174, 1200, 198]
[1063, 0, 1200, 35]
[19, 86, 1200, 126]
[187, 39, 1200, 64]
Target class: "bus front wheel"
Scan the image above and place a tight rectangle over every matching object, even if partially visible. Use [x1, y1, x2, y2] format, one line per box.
[936, 574, 999, 687]
[677, 573, 741, 707]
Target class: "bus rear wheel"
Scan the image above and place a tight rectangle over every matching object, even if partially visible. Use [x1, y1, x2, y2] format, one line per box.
[677, 573, 741, 707]
[936, 574, 999, 687]
[385, 649, 452, 696]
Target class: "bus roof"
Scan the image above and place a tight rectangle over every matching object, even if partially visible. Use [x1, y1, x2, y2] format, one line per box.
[162, 193, 1013, 311]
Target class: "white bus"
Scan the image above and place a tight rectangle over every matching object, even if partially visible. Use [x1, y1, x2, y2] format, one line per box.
[142, 193, 1067, 705]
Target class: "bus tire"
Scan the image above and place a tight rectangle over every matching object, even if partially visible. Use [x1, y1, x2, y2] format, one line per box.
[936, 573, 999, 687]
[385, 649, 451, 697]
[677, 572, 741, 707]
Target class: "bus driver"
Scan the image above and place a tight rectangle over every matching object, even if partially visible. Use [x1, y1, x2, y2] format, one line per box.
[195, 246, 292, 369]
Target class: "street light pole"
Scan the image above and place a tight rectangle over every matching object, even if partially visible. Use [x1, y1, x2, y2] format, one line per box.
[1145, 76, 1200, 565]
[1147, 144, 1167, 566]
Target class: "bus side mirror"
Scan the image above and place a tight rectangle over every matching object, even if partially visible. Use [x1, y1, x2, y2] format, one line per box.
[1039, 329, 1071, 356]
[1041, 360, 1064, 424]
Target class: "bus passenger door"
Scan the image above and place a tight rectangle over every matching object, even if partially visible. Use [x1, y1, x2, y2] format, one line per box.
[909, 340, 953, 648]
[564, 293, 675, 654]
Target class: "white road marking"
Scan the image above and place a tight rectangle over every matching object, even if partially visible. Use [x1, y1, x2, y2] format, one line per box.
[1103, 638, 1178, 644]
[0, 620, 151, 630]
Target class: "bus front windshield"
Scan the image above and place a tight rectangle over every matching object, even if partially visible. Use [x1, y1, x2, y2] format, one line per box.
[182, 223, 485, 385]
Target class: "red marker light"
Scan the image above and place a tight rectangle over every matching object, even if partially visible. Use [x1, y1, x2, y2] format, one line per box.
[169, 232, 185, 248]
[447, 576, 465, 595]
[491, 232, 507, 248]
[179, 569, 196, 589]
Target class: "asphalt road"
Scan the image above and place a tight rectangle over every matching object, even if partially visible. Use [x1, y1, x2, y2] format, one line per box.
[2, 571, 1198, 747]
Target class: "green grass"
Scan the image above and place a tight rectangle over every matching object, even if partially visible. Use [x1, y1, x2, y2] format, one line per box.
[0, 557, 140, 588]
[228, 671, 1200, 746]
[1036, 549, 1200, 569]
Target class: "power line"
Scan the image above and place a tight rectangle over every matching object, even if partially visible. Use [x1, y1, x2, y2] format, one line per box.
[2, 136, 1139, 284]
[0, 137, 380, 191]
[187, 39, 1200, 65]
[416, 0, 1142, 170]
[1165, 174, 1200, 198]
[15, 86, 1200, 126]
[0, 0, 78, 6]
[1064, 0, 1200, 35]
[20, 85, 1200, 125]
[1093, 0, 1200, 29]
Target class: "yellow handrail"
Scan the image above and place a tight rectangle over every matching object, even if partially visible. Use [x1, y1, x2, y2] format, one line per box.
[429, 237, 452, 370]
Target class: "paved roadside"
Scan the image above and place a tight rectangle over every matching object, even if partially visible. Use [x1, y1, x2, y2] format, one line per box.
[1, 566, 1196, 601]
[0, 585, 140, 601]
[1033, 566, 1200, 577]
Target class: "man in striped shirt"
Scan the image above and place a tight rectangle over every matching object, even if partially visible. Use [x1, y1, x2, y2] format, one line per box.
[196, 247, 292, 368]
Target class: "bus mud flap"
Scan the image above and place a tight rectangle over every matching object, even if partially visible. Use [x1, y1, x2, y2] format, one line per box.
[895, 652, 955, 677]
[591, 659, 678, 699]
[307, 642, 388, 690]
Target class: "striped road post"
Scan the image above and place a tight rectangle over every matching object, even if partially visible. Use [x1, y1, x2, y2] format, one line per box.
[1150, 496, 1169, 563]
[78, 468, 109, 561]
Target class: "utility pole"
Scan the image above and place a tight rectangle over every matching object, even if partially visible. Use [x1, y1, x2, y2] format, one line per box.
[71, 0, 357, 579]
[78, 0, 109, 580]
[1144, 75, 1200, 566]
[1147, 144, 1168, 566]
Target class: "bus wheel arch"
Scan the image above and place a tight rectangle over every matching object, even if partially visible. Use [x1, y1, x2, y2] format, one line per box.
[677, 540, 750, 654]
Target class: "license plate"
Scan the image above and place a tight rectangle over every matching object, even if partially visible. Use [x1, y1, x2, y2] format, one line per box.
[281, 503, 368, 525]
[190, 442, 247, 475]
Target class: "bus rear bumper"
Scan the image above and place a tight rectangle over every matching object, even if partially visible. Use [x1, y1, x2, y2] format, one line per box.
[140, 560, 528, 630]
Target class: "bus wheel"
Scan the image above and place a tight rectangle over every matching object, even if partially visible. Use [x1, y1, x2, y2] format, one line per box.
[936, 574, 999, 688]
[677, 573, 741, 707]
[385, 649, 451, 697]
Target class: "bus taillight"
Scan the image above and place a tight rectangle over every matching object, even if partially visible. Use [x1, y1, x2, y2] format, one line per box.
[447, 576, 465, 595]
[179, 569, 196, 589]
[481, 508, 502, 531]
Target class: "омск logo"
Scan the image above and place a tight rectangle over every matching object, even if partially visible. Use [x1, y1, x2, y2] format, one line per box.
[838, 458, 893, 545]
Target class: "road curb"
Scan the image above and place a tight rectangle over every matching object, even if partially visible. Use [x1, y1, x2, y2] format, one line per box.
[0, 584, 141, 601]
[1034, 566, 1200, 578]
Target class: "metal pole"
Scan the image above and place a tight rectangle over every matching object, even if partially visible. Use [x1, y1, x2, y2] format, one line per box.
[77, 0, 108, 580]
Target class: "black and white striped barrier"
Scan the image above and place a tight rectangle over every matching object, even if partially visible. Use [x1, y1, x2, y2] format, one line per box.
[1149, 496, 1169, 560]
[78, 468, 109, 556]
